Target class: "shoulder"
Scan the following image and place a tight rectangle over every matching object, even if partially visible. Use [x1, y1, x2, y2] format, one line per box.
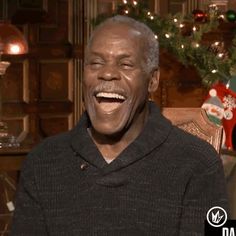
[32, 131, 72, 155]
[28, 112, 88, 161]
[164, 125, 222, 174]
[22, 130, 75, 171]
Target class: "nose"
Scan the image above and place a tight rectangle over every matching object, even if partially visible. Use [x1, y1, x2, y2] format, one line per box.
[98, 64, 120, 81]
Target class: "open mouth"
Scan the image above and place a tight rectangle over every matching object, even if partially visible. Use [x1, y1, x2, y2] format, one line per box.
[94, 92, 126, 112]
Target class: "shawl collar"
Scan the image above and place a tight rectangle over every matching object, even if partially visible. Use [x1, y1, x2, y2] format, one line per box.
[70, 102, 172, 174]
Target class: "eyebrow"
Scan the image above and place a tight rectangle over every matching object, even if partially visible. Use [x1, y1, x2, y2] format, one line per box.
[89, 51, 133, 59]
[118, 54, 133, 59]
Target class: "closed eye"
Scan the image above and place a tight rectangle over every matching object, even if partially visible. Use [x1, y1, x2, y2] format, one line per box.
[89, 60, 104, 69]
[120, 63, 134, 69]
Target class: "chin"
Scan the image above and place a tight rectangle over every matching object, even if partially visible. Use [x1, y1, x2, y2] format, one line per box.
[90, 118, 128, 137]
[85, 95, 148, 139]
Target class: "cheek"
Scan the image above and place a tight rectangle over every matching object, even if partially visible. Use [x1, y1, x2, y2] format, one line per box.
[83, 70, 98, 94]
[132, 76, 150, 98]
[83, 69, 93, 85]
[121, 71, 149, 94]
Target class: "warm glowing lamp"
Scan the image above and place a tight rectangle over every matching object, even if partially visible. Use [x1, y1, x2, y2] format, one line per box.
[0, 21, 28, 148]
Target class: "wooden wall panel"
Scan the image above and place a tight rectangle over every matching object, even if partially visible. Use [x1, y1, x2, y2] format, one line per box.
[149, 49, 208, 109]
[39, 114, 73, 137]
[1, 59, 29, 141]
[161, 82, 206, 107]
[168, 0, 203, 15]
[2, 116, 29, 140]
[38, 0, 70, 42]
[2, 63, 24, 102]
[0, 0, 84, 146]
[0, 0, 4, 19]
[39, 60, 73, 101]
[149, 0, 169, 16]
[0, 1, 85, 233]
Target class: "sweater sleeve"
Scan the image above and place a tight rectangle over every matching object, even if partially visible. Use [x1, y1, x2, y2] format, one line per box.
[10, 154, 48, 236]
[179, 156, 229, 236]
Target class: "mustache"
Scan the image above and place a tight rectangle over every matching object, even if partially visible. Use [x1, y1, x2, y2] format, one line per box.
[93, 82, 127, 96]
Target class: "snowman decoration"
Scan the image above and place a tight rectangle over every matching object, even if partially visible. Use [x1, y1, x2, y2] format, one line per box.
[202, 79, 236, 150]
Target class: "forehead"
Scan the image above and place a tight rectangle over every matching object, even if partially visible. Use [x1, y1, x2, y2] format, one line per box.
[88, 23, 144, 52]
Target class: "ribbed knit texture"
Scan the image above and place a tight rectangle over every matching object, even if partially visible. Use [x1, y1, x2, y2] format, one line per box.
[10, 102, 228, 236]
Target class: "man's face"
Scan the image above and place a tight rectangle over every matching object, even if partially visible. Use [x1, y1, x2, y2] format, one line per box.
[83, 23, 158, 136]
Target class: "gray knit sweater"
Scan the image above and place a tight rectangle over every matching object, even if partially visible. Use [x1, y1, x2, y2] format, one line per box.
[11, 102, 228, 236]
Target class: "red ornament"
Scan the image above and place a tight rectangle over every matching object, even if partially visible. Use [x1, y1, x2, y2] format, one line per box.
[192, 9, 206, 22]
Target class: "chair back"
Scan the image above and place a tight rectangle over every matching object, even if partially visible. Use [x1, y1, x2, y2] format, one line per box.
[162, 107, 223, 153]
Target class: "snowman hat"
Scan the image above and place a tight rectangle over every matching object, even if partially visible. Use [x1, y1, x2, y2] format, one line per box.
[203, 96, 224, 109]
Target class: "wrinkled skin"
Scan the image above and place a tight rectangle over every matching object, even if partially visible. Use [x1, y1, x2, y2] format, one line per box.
[83, 23, 159, 162]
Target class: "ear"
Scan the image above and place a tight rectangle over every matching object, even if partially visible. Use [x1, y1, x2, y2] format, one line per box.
[148, 68, 159, 93]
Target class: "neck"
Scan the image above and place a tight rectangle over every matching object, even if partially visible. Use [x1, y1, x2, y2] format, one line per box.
[88, 104, 150, 163]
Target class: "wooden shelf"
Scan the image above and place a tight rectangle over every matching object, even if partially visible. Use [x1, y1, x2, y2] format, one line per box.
[0, 147, 31, 171]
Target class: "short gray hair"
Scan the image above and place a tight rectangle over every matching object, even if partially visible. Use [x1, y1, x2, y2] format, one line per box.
[87, 15, 159, 73]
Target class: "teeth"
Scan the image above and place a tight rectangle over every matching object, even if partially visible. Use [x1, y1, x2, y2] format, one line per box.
[96, 92, 125, 100]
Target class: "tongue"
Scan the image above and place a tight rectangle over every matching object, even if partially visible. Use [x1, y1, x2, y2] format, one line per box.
[100, 102, 121, 112]
[98, 98, 123, 112]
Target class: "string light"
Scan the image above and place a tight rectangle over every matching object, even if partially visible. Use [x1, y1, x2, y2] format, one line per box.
[226, 82, 230, 89]
[145, 9, 153, 20]
[217, 53, 224, 58]
[219, 14, 225, 19]
[165, 33, 170, 38]
[213, 70, 229, 80]
[110, 1, 236, 87]
[209, 4, 217, 8]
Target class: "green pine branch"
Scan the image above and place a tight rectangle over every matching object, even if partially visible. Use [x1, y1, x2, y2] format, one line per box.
[92, 0, 236, 87]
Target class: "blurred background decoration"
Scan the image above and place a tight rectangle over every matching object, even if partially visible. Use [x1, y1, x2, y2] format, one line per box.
[94, 0, 236, 88]
[0, 21, 28, 148]
[93, 0, 236, 150]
